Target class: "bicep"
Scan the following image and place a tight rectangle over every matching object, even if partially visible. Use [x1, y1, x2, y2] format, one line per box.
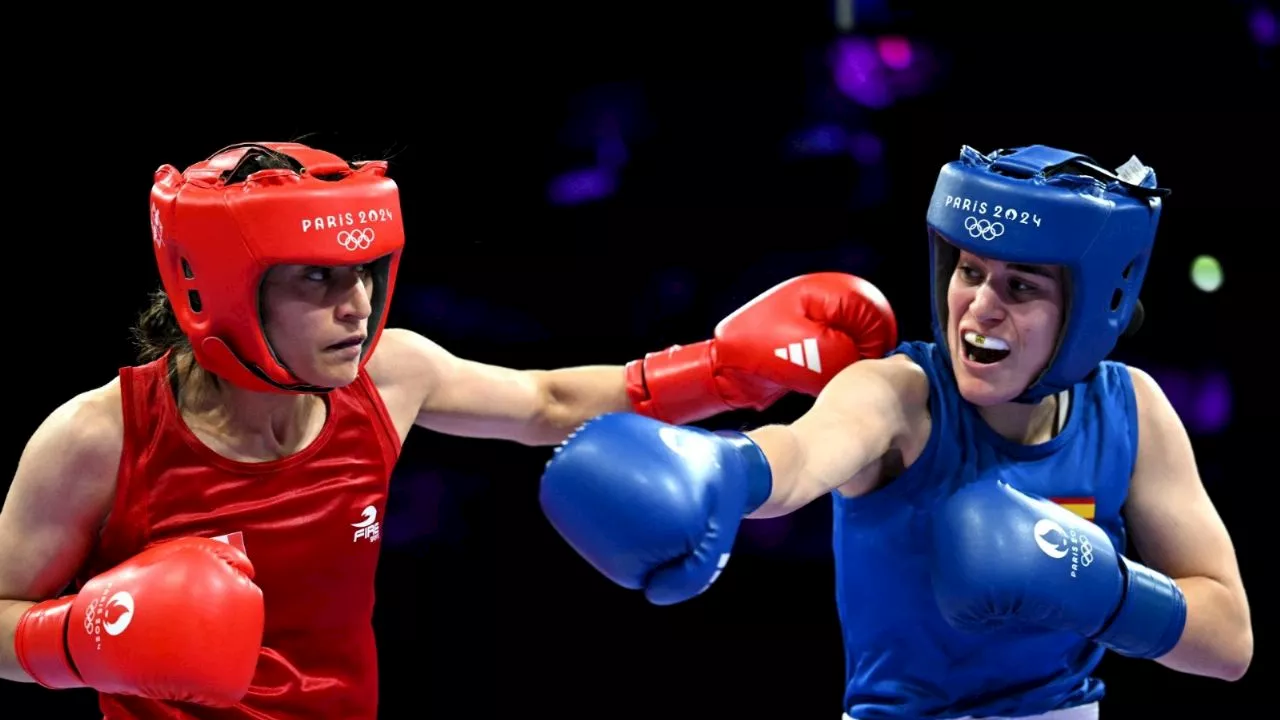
[1124, 367, 1243, 589]
[751, 356, 926, 514]
[393, 332, 544, 440]
[416, 357, 544, 439]
[369, 329, 546, 442]
[0, 392, 121, 601]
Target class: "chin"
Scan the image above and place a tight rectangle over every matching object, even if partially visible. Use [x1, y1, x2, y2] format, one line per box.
[295, 364, 361, 390]
[955, 374, 1020, 406]
[952, 356, 1027, 406]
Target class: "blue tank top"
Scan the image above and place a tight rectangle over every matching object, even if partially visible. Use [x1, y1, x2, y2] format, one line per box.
[831, 341, 1139, 719]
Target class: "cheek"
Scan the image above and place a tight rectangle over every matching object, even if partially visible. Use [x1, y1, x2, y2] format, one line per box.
[946, 285, 970, 320]
[1021, 308, 1062, 351]
[261, 301, 311, 346]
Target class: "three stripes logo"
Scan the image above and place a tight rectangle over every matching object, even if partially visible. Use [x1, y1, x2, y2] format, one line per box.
[775, 338, 822, 373]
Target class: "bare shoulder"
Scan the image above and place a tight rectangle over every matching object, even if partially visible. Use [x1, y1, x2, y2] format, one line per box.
[798, 352, 931, 455]
[364, 328, 448, 390]
[3, 377, 124, 537]
[1122, 364, 1181, 434]
[1124, 364, 1162, 408]
[362, 328, 454, 436]
[872, 353, 931, 406]
[1122, 364, 1189, 457]
[816, 353, 930, 417]
[28, 377, 125, 469]
[0, 378, 125, 600]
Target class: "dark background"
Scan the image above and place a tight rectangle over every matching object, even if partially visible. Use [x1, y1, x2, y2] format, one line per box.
[2, 2, 1274, 717]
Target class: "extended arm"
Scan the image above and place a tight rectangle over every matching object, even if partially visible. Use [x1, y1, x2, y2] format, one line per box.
[370, 329, 631, 446]
[368, 272, 901, 446]
[744, 354, 930, 518]
[424, 359, 631, 447]
[536, 354, 929, 605]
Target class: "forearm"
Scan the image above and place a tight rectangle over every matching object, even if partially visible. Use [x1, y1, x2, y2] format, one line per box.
[742, 425, 815, 519]
[1153, 576, 1252, 681]
[0, 599, 37, 682]
[527, 366, 632, 446]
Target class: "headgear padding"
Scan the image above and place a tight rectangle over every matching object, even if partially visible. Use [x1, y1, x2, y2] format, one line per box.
[149, 142, 406, 394]
[926, 145, 1168, 402]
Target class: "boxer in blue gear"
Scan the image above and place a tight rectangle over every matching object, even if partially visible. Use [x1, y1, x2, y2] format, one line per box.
[539, 145, 1253, 719]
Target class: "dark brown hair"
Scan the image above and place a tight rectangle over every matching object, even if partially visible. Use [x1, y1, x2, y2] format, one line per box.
[129, 285, 225, 409]
[131, 285, 191, 364]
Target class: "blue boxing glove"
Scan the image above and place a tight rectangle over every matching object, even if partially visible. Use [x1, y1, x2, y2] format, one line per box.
[539, 412, 773, 605]
[930, 480, 1187, 659]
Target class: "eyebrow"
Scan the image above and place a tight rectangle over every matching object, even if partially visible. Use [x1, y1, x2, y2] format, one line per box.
[1006, 263, 1058, 280]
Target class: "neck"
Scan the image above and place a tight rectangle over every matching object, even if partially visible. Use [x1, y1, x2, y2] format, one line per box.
[175, 353, 326, 458]
[977, 393, 1060, 445]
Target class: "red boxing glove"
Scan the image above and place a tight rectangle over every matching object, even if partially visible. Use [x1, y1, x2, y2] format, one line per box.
[627, 272, 898, 424]
[15, 536, 264, 707]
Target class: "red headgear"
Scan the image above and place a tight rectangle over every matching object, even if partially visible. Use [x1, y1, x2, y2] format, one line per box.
[149, 142, 405, 394]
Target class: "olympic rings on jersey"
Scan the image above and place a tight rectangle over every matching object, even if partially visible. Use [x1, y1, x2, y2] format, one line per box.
[337, 228, 376, 251]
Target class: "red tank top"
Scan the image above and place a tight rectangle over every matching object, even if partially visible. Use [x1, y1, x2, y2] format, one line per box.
[79, 353, 401, 719]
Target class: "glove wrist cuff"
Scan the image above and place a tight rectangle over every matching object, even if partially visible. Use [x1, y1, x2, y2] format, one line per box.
[626, 341, 729, 425]
[712, 431, 774, 515]
[1094, 556, 1187, 659]
[14, 596, 85, 689]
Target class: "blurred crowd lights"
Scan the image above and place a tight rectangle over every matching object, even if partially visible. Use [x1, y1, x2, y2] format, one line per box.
[1149, 367, 1232, 436]
[830, 34, 934, 110]
[1250, 4, 1277, 47]
[543, 0, 1270, 208]
[1191, 255, 1223, 293]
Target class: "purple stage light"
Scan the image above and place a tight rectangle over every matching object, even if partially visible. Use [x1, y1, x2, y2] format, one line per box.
[1250, 5, 1277, 46]
[876, 35, 913, 70]
[832, 37, 892, 109]
[1191, 371, 1232, 434]
[1146, 366, 1233, 435]
[548, 167, 616, 206]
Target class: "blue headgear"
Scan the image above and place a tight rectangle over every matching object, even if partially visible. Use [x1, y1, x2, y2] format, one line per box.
[926, 144, 1169, 403]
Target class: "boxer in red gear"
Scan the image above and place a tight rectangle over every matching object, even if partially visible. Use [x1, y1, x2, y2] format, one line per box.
[0, 141, 899, 719]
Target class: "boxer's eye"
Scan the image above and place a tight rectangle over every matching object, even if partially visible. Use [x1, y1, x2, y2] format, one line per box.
[958, 264, 983, 283]
[1009, 278, 1039, 295]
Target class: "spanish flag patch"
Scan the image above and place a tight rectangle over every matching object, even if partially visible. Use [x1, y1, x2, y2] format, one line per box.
[1051, 497, 1096, 520]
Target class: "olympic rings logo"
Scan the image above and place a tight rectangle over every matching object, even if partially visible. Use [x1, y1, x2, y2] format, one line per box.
[337, 228, 375, 251]
[83, 599, 98, 635]
[1078, 537, 1094, 567]
[964, 215, 1004, 241]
